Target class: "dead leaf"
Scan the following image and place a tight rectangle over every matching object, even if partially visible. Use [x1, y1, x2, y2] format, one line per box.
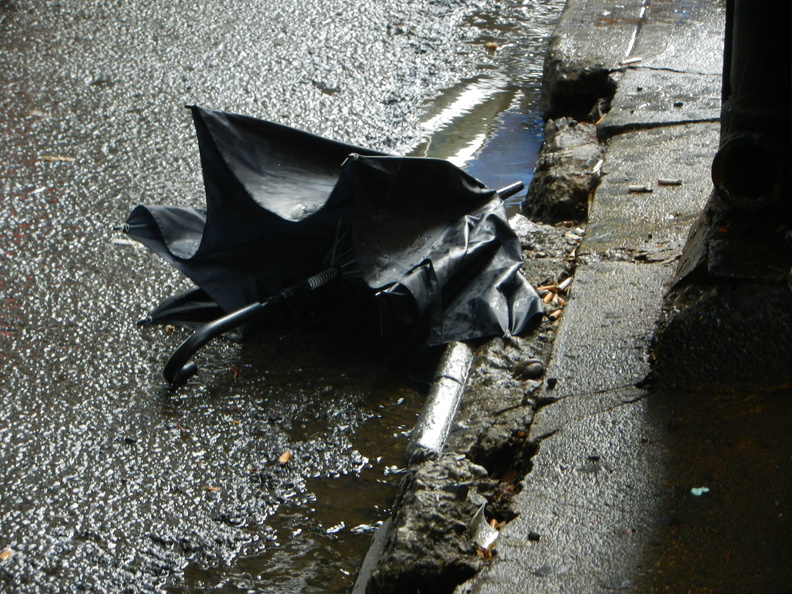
[0, 549, 13, 561]
[203, 486, 221, 492]
[278, 451, 291, 464]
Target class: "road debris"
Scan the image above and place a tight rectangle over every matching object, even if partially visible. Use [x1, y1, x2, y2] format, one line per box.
[39, 155, 75, 162]
[470, 503, 499, 551]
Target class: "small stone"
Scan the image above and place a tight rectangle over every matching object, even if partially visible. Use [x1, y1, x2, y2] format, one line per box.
[519, 360, 544, 380]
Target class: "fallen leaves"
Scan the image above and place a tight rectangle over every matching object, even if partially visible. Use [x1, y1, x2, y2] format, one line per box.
[0, 549, 13, 562]
[278, 451, 291, 464]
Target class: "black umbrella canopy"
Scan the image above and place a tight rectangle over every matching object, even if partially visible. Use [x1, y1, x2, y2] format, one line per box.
[339, 154, 540, 346]
[126, 107, 383, 324]
[124, 106, 542, 375]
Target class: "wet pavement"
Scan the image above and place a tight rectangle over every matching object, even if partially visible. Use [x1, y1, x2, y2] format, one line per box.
[0, 0, 562, 591]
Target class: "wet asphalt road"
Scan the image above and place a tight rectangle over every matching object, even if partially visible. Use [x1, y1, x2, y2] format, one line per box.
[0, 0, 561, 591]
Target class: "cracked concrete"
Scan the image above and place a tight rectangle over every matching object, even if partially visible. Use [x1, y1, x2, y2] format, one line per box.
[460, 393, 667, 593]
[537, 262, 666, 401]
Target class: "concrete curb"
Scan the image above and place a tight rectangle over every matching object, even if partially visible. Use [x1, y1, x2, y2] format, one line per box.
[353, 341, 474, 593]
[461, 0, 730, 591]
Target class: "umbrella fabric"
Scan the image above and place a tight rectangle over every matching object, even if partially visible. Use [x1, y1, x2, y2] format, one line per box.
[339, 155, 541, 346]
[126, 106, 383, 326]
[125, 106, 541, 350]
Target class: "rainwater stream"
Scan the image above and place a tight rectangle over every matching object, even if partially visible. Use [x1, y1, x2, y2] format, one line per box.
[0, 1, 563, 592]
[412, 2, 561, 213]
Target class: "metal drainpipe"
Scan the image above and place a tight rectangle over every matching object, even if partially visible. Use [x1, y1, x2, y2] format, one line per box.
[405, 341, 474, 464]
[711, 0, 791, 210]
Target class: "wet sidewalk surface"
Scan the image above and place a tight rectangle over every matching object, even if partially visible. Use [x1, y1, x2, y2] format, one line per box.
[462, 0, 792, 591]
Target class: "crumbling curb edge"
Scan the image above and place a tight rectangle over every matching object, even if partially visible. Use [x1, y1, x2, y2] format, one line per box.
[352, 341, 475, 593]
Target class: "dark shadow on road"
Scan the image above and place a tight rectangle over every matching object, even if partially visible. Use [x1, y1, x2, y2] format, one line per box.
[637, 389, 792, 591]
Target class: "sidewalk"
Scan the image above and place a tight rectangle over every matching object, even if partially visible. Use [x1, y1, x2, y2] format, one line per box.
[461, 0, 792, 591]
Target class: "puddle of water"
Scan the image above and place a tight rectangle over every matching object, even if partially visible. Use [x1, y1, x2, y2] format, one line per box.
[156, 332, 422, 593]
[410, 0, 564, 215]
[465, 96, 544, 212]
[408, 78, 542, 214]
[409, 75, 516, 166]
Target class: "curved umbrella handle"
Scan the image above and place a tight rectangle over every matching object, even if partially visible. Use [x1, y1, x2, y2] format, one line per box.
[164, 302, 266, 385]
[163, 267, 340, 385]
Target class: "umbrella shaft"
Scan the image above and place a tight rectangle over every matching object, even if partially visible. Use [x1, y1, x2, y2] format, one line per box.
[306, 267, 339, 291]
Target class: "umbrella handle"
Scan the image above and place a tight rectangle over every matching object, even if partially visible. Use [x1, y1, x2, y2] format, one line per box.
[164, 302, 266, 385]
[163, 267, 340, 385]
